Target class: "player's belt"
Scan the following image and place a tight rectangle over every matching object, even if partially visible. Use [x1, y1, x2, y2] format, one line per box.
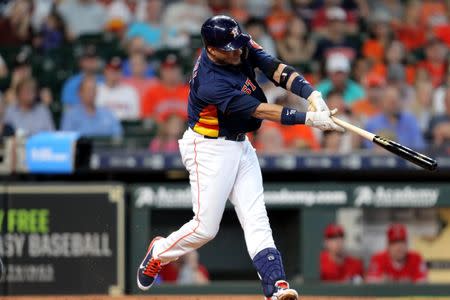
[204, 133, 246, 142]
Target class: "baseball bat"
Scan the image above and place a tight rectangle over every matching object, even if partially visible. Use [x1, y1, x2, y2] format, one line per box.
[331, 116, 438, 171]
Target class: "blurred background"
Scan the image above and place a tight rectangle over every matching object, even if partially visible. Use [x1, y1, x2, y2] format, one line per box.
[0, 0, 450, 298]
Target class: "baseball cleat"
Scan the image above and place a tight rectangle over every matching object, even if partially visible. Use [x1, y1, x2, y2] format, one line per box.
[137, 236, 163, 291]
[265, 280, 299, 300]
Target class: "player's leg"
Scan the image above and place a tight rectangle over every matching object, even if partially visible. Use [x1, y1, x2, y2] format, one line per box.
[229, 141, 298, 300]
[137, 133, 241, 290]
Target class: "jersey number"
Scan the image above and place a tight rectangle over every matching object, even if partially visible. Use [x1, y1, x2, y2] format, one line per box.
[241, 78, 256, 95]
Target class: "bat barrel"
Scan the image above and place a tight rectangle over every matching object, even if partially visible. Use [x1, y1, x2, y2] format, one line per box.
[373, 136, 438, 171]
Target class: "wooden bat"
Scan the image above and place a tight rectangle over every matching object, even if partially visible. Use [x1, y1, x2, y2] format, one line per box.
[331, 116, 438, 171]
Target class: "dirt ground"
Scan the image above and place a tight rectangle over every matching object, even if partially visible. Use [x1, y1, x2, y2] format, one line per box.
[0, 296, 413, 300]
[0, 296, 379, 300]
[1, 297, 449, 300]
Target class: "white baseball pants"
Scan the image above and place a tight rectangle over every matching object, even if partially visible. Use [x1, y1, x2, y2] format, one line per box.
[152, 128, 275, 263]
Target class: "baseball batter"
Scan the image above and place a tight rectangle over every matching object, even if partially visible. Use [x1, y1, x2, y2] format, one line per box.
[137, 15, 343, 300]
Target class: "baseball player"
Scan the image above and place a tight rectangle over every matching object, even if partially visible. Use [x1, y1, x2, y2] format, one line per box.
[137, 15, 343, 300]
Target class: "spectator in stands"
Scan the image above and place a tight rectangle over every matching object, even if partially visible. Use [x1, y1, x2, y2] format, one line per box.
[96, 56, 140, 120]
[105, 0, 133, 34]
[228, 0, 249, 24]
[61, 44, 103, 106]
[125, 0, 165, 51]
[177, 250, 210, 285]
[290, 0, 316, 28]
[432, 71, 450, 115]
[35, 11, 68, 52]
[4, 78, 54, 136]
[265, 0, 293, 41]
[58, 0, 107, 39]
[369, 0, 403, 23]
[364, 85, 425, 151]
[387, 63, 414, 104]
[352, 74, 384, 124]
[392, 1, 426, 52]
[320, 223, 364, 283]
[410, 80, 433, 132]
[245, 18, 277, 57]
[311, 0, 358, 35]
[362, 11, 392, 65]
[122, 53, 156, 108]
[122, 37, 156, 78]
[316, 53, 365, 105]
[366, 224, 428, 283]
[141, 54, 189, 120]
[276, 17, 315, 66]
[254, 122, 288, 154]
[159, 250, 209, 285]
[428, 87, 450, 148]
[149, 113, 186, 153]
[162, 0, 212, 48]
[60, 76, 122, 137]
[3, 50, 33, 105]
[0, 0, 34, 46]
[416, 38, 448, 88]
[313, 6, 359, 60]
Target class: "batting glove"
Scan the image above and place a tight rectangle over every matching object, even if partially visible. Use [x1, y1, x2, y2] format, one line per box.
[305, 109, 345, 132]
[307, 91, 329, 112]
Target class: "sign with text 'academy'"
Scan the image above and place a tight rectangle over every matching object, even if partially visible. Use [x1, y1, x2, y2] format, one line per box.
[0, 185, 124, 295]
[132, 183, 450, 208]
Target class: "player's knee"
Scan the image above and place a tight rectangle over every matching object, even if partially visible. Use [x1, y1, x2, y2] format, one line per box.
[195, 226, 218, 242]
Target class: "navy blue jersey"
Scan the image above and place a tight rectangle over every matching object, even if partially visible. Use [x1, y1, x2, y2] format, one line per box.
[188, 40, 274, 137]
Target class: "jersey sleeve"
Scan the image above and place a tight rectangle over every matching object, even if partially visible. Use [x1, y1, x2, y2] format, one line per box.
[199, 81, 261, 118]
[246, 39, 280, 82]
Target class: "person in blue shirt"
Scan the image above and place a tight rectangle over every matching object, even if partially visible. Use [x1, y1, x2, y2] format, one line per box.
[316, 53, 365, 105]
[364, 85, 425, 150]
[60, 76, 122, 137]
[60, 44, 103, 106]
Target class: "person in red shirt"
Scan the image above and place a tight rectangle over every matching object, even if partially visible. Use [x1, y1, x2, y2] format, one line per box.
[366, 224, 428, 283]
[416, 38, 447, 88]
[320, 224, 364, 282]
[141, 53, 189, 119]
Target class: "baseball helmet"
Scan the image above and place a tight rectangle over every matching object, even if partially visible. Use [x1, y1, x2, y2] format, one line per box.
[201, 15, 250, 51]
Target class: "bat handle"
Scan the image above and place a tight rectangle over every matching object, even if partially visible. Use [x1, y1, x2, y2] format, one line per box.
[331, 116, 375, 141]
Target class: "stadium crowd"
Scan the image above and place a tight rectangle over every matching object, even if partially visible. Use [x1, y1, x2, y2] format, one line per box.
[0, 0, 449, 154]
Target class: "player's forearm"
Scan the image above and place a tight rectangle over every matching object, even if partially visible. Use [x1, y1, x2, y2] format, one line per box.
[252, 103, 306, 124]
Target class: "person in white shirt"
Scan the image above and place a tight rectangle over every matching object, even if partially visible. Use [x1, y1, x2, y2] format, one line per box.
[96, 56, 140, 120]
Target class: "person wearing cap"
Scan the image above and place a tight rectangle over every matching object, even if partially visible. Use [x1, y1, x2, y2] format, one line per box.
[60, 76, 122, 137]
[313, 6, 359, 61]
[311, 2, 358, 36]
[366, 224, 428, 283]
[320, 223, 364, 282]
[61, 44, 103, 106]
[141, 53, 189, 120]
[96, 56, 140, 120]
[316, 53, 365, 105]
[364, 85, 425, 151]
[351, 74, 385, 123]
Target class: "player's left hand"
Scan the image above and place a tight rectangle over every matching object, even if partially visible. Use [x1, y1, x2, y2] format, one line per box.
[307, 91, 329, 112]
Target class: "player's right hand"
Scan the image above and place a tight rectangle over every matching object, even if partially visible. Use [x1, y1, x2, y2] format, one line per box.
[305, 109, 345, 132]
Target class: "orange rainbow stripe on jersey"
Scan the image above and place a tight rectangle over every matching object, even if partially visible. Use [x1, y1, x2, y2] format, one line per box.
[193, 105, 219, 137]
